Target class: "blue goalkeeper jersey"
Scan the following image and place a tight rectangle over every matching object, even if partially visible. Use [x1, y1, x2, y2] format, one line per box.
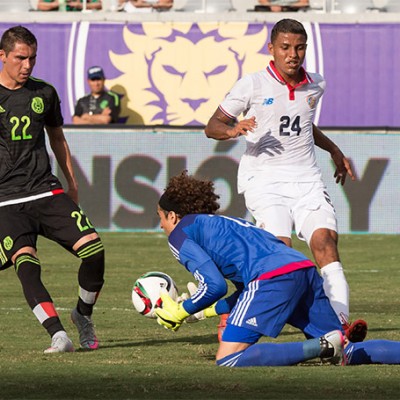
[167, 214, 314, 315]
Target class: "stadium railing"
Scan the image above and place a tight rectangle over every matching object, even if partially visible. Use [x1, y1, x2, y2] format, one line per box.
[3, 0, 396, 14]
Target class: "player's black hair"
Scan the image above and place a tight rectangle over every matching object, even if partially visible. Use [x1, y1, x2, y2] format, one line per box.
[0, 26, 37, 54]
[270, 19, 308, 43]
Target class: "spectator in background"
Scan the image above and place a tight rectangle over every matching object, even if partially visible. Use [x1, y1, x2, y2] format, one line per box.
[118, 0, 173, 12]
[256, 0, 309, 12]
[73, 66, 121, 125]
[36, 0, 102, 11]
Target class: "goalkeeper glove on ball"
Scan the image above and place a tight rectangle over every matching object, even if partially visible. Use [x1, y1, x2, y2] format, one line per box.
[155, 292, 190, 332]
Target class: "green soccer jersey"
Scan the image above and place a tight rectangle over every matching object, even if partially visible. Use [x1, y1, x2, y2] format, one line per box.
[0, 77, 64, 201]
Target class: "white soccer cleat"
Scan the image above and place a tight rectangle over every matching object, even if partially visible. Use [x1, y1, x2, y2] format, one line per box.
[44, 331, 75, 354]
[71, 308, 99, 350]
[319, 329, 346, 365]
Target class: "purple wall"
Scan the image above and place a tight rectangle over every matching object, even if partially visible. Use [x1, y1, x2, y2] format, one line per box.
[319, 24, 400, 127]
[2, 22, 399, 127]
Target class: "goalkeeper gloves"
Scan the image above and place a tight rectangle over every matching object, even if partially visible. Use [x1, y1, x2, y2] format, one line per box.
[155, 292, 190, 332]
[156, 283, 220, 330]
[186, 302, 218, 323]
[180, 282, 219, 323]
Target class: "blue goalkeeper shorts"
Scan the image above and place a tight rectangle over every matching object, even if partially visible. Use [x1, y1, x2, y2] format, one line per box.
[223, 267, 342, 343]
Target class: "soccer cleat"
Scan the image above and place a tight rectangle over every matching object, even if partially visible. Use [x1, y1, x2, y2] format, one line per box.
[319, 329, 346, 365]
[343, 319, 368, 343]
[217, 313, 229, 342]
[44, 331, 74, 354]
[71, 308, 99, 350]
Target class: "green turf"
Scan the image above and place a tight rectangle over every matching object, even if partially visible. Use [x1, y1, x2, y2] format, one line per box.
[0, 233, 399, 399]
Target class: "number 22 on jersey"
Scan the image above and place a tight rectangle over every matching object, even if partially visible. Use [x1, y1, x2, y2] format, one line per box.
[10, 116, 32, 140]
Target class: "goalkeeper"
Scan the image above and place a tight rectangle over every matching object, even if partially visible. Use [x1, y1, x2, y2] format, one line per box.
[155, 170, 400, 367]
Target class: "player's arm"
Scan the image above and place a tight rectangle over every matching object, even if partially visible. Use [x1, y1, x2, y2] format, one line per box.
[45, 125, 78, 203]
[205, 75, 256, 140]
[205, 108, 256, 140]
[156, 240, 227, 331]
[312, 124, 355, 185]
[177, 238, 228, 314]
[182, 280, 243, 323]
[214, 281, 244, 315]
[181, 261, 228, 316]
[155, 260, 227, 331]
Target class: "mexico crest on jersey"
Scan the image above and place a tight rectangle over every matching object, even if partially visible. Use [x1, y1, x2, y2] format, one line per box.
[31, 97, 44, 114]
[3, 236, 13, 251]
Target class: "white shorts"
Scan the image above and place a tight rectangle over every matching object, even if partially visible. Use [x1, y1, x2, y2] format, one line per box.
[244, 180, 337, 244]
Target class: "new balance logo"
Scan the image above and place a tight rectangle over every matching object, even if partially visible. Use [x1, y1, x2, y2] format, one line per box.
[262, 98, 274, 106]
[0, 105, 5, 113]
[246, 317, 258, 327]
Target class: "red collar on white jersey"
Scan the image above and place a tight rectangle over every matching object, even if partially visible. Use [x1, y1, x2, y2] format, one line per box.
[267, 61, 313, 100]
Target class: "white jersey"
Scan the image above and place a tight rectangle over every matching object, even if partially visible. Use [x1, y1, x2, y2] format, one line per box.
[219, 61, 326, 193]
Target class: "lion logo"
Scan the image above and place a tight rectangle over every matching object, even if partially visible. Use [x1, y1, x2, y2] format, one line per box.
[106, 22, 271, 126]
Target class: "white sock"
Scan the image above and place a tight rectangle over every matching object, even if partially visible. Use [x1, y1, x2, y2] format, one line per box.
[320, 261, 349, 325]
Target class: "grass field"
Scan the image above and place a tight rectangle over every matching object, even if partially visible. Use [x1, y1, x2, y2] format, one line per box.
[0, 232, 399, 400]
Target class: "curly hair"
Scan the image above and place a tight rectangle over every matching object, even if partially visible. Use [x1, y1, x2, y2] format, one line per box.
[159, 171, 220, 217]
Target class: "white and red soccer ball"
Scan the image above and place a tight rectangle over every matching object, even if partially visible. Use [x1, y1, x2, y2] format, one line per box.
[131, 271, 178, 318]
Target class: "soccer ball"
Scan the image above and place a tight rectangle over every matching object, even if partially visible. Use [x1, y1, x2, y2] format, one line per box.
[131, 271, 179, 318]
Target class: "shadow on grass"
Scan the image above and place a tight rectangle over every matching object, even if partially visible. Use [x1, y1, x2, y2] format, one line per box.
[98, 326, 400, 351]
[99, 333, 218, 349]
[368, 327, 400, 334]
